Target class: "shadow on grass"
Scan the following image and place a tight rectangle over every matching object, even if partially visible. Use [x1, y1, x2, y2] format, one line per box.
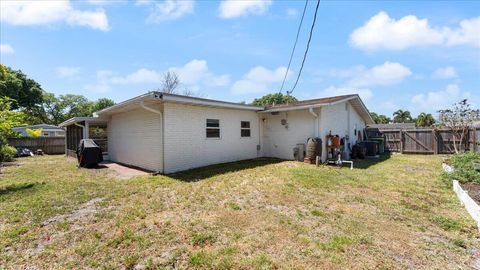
[350, 152, 392, 169]
[168, 158, 284, 182]
[0, 182, 38, 195]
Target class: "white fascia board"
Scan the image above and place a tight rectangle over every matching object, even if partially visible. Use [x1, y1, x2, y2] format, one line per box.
[160, 93, 264, 111]
[260, 96, 358, 113]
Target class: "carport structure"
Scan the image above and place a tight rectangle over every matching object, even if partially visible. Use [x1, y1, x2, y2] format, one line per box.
[59, 117, 108, 158]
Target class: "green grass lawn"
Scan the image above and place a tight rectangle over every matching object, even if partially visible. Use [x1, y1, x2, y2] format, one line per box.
[0, 154, 478, 269]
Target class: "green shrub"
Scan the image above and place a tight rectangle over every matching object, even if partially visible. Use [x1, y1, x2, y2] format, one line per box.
[442, 151, 480, 184]
[0, 144, 16, 163]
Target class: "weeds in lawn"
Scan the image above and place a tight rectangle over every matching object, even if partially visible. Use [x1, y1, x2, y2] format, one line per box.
[432, 216, 462, 231]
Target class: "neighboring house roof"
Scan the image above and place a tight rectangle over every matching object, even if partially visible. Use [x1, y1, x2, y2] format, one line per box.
[13, 124, 64, 131]
[261, 94, 374, 125]
[367, 123, 416, 130]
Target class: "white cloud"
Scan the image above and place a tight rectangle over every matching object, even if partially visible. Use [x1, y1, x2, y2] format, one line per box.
[84, 59, 230, 93]
[168, 59, 231, 87]
[110, 68, 163, 84]
[432, 66, 457, 79]
[411, 84, 471, 111]
[135, 0, 153, 6]
[0, 44, 14, 54]
[56, 67, 80, 78]
[350, 11, 480, 51]
[145, 0, 194, 23]
[231, 66, 289, 95]
[0, 0, 109, 31]
[87, 0, 126, 5]
[346, 62, 412, 87]
[219, 0, 272, 19]
[445, 17, 480, 47]
[319, 86, 373, 101]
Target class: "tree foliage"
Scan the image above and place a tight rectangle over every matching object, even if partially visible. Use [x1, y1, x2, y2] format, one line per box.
[0, 65, 44, 111]
[370, 112, 390, 124]
[438, 99, 480, 153]
[28, 93, 115, 125]
[393, 109, 413, 123]
[0, 97, 25, 138]
[416, 112, 435, 127]
[0, 97, 26, 167]
[251, 93, 298, 107]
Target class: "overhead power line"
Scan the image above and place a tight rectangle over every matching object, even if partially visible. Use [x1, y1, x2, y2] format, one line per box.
[287, 0, 320, 96]
[278, 0, 308, 94]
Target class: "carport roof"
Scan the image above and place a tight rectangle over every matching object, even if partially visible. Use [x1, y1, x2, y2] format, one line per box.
[58, 117, 107, 127]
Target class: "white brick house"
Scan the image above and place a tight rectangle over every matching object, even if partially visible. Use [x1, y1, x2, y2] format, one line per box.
[60, 92, 373, 173]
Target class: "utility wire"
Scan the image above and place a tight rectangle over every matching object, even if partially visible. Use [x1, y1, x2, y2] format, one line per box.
[278, 0, 308, 94]
[287, 0, 320, 96]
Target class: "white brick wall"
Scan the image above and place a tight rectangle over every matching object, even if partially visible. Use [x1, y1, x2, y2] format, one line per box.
[262, 109, 316, 160]
[108, 106, 163, 172]
[163, 103, 261, 173]
[263, 101, 367, 162]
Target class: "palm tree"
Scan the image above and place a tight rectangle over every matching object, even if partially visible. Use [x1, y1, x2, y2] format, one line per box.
[393, 110, 413, 123]
[416, 112, 435, 127]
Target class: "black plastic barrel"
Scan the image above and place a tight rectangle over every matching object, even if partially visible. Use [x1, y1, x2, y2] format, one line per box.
[306, 138, 322, 160]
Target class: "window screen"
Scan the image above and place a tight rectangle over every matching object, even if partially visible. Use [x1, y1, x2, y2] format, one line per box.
[241, 121, 251, 137]
[206, 119, 220, 138]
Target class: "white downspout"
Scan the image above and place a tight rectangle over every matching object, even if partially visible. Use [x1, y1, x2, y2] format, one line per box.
[74, 123, 86, 138]
[140, 101, 164, 174]
[309, 107, 319, 137]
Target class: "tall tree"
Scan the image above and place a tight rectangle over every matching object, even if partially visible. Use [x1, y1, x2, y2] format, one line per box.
[0, 65, 44, 111]
[160, 71, 180, 94]
[92, 98, 115, 113]
[416, 112, 436, 127]
[393, 110, 413, 123]
[370, 112, 390, 124]
[251, 93, 298, 107]
[0, 97, 26, 169]
[438, 99, 480, 153]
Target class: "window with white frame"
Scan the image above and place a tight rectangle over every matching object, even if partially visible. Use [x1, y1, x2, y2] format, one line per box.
[206, 119, 220, 138]
[241, 121, 251, 137]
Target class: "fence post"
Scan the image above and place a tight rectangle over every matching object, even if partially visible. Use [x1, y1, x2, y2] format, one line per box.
[400, 130, 404, 154]
[473, 128, 478, 153]
[433, 129, 438, 155]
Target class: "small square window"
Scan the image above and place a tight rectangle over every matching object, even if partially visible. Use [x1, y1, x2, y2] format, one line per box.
[241, 129, 251, 137]
[241, 121, 251, 137]
[206, 119, 220, 138]
[241, 121, 250, 129]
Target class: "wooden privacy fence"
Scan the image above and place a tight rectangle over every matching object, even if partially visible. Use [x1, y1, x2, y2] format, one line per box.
[8, 137, 65, 154]
[365, 128, 480, 154]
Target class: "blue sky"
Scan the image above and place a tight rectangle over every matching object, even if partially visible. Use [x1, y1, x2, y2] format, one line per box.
[1, 0, 479, 117]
